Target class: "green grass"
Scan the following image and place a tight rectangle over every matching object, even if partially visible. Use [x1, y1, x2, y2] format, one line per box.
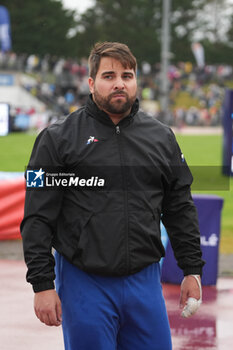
[176, 134, 233, 254]
[0, 132, 232, 253]
[175, 135, 222, 165]
[0, 132, 37, 171]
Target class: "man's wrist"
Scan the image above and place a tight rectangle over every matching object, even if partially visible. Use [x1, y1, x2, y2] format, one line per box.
[33, 280, 55, 293]
[183, 267, 203, 277]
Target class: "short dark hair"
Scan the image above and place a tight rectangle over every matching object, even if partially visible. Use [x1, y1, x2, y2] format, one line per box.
[88, 42, 137, 80]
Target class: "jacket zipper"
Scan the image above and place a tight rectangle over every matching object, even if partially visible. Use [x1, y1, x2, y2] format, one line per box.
[115, 125, 130, 274]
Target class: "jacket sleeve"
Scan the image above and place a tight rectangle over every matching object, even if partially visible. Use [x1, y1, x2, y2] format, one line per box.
[161, 129, 205, 276]
[20, 126, 64, 292]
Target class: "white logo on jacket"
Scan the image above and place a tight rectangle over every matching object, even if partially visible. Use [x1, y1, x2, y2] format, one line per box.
[86, 136, 99, 145]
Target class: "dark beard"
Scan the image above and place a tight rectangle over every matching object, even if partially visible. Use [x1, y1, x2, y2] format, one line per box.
[93, 90, 136, 115]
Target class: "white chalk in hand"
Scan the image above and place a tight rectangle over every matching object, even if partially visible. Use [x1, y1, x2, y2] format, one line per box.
[181, 297, 202, 318]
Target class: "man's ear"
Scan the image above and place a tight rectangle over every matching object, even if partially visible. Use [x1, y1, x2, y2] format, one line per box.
[88, 77, 94, 93]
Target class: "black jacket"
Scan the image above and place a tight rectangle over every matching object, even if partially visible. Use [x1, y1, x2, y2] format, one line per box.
[21, 95, 204, 292]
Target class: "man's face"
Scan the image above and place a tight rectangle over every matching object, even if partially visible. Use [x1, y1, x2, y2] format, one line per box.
[89, 57, 137, 116]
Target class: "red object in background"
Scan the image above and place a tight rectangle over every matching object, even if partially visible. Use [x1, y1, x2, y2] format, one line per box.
[0, 179, 25, 240]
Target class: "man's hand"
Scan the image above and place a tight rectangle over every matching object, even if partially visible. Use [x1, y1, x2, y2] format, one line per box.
[34, 289, 62, 326]
[180, 275, 202, 318]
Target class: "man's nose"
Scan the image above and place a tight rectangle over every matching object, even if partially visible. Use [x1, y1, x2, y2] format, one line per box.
[113, 77, 124, 90]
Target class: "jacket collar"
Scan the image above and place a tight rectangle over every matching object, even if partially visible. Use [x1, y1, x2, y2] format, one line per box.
[85, 94, 139, 127]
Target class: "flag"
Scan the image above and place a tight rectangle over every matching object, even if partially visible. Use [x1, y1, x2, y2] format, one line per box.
[0, 6, 12, 52]
[191, 42, 205, 68]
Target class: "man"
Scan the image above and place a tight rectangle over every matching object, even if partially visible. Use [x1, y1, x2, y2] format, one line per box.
[21, 42, 204, 350]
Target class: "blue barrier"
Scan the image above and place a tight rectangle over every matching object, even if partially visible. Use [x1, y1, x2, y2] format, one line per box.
[161, 194, 223, 285]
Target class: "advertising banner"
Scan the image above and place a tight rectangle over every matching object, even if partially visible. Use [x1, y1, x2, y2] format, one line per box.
[0, 74, 14, 86]
[0, 6, 11, 52]
[0, 178, 25, 240]
[222, 89, 233, 176]
[0, 103, 9, 136]
[161, 194, 223, 286]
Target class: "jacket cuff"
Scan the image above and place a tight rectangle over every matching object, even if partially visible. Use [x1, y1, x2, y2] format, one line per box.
[183, 267, 203, 277]
[33, 281, 55, 293]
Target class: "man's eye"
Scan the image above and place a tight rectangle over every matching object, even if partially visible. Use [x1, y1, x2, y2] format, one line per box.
[104, 75, 112, 79]
[123, 75, 132, 79]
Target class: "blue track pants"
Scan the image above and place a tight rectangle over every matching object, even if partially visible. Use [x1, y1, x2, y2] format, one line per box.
[55, 252, 172, 350]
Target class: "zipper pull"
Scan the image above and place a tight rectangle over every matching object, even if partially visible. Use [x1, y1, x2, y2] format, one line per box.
[116, 126, 120, 134]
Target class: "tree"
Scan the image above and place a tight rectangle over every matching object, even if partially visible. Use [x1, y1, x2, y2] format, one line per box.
[170, 0, 205, 62]
[70, 0, 162, 64]
[2, 0, 233, 64]
[71, 0, 233, 65]
[202, 40, 233, 64]
[0, 0, 75, 56]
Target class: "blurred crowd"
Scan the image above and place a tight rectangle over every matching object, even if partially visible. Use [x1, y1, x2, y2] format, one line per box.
[1, 51, 233, 130]
[138, 62, 232, 127]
